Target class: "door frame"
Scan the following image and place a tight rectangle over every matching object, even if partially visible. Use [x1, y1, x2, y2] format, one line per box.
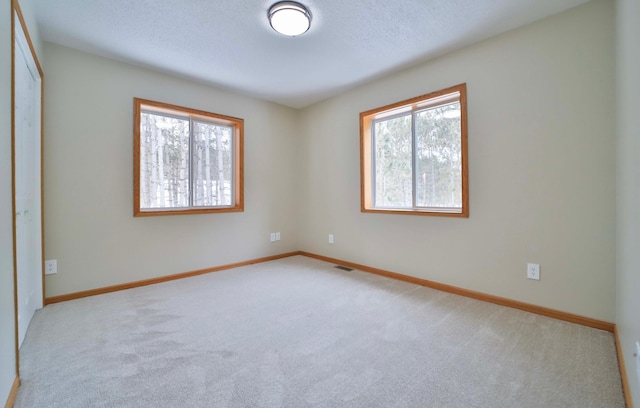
[11, 0, 45, 376]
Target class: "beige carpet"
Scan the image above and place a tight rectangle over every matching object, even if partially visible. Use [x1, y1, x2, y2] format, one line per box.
[15, 256, 625, 407]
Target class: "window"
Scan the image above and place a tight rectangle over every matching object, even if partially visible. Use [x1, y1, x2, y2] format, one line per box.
[360, 83, 468, 217]
[134, 98, 243, 216]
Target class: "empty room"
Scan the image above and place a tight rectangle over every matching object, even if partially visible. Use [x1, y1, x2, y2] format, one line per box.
[1, 0, 639, 406]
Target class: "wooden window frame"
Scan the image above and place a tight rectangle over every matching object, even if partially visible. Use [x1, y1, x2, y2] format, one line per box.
[360, 83, 468, 217]
[134, 98, 244, 217]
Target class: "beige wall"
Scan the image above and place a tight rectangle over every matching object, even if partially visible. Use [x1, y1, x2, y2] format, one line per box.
[43, 43, 301, 296]
[616, 0, 640, 403]
[1, 0, 42, 403]
[41, 0, 618, 321]
[298, 0, 616, 321]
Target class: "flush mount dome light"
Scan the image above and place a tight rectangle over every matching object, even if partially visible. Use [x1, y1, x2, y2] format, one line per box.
[268, 1, 311, 36]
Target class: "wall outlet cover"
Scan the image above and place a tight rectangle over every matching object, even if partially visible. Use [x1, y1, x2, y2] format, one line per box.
[527, 263, 540, 280]
[636, 341, 640, 386]
[45, 259, 57, 275]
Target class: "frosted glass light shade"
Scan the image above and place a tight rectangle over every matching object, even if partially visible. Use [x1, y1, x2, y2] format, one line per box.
[269, 2, 311, 36]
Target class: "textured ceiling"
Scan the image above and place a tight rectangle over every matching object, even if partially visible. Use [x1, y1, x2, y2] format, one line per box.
[33, 0, 591, 108]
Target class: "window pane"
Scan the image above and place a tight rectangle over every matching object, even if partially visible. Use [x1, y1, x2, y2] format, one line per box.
[374, 114, 412, 208]
[139, 112, 190, 209]
[192, 121, 233, 207]
[415, 102, 462, 208]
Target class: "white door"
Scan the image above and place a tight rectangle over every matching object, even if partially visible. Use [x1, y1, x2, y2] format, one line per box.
[14, 13, 43, 347]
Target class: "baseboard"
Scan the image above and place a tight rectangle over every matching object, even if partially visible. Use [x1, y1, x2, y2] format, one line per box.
[299, 251, 615, 332]
[614, 325, 634, 408]
[46, 250, 616, 332]
[4, 377, 19, 408]
[45, 251, 302, 304]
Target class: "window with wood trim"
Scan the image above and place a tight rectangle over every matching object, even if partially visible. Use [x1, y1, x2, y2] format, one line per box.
[360, 83, 468, 217]
[134, 98, 243, 216]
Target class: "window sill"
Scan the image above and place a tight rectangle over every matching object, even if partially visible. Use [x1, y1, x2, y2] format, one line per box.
[134, 205, 244, 217]
[361, 207, 468, 218]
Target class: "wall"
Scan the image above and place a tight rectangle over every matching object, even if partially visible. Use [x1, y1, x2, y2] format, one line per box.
[616, 0, 640, 403]
[1, 0, 42, 403]
[298, 0, 615, 321]
[43, 43, 301, 297]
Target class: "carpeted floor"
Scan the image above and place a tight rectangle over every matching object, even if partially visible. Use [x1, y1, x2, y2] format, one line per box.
[15, 256, 625, 407]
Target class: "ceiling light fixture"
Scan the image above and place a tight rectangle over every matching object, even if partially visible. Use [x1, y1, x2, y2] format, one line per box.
[268, 1, 312, 37]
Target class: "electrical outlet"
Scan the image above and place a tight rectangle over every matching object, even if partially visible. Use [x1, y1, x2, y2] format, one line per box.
[45, 259, 57, 275]
[634, 341, 640, 384]
[527, 263, 540, 280]
[275, 232, 280, 241]
[328, 234, 334, 244]
[270, 233, 276, 242]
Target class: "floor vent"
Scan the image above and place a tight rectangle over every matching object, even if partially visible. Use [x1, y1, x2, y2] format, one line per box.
[334, 265, 353, 272]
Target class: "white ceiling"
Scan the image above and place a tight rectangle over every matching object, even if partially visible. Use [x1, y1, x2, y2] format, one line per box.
[33, 0, 591, 109]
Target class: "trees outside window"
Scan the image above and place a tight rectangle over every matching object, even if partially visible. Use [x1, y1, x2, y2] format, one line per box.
[360, 84, 468, 217]
[134, 98, 243, 216]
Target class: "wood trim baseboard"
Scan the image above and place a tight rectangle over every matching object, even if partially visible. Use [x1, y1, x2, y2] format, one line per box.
[45, 251, 302, 305]
[299, 252, 615, 332]
[614, 325, 634, 408]
[4, 377, 20, 408]
[45, 250, 616, 333]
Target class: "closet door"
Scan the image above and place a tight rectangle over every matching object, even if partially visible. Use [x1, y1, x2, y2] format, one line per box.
[14, 11, 43, 347]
